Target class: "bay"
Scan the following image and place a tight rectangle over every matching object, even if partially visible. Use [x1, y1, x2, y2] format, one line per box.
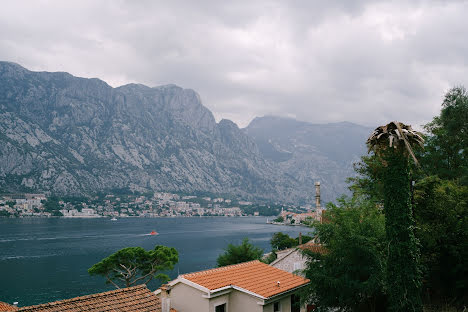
[0, 217, 309, 307]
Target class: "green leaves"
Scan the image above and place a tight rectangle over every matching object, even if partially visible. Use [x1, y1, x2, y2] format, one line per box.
[303, 197, 387, 311]
[88, 245, 178, 288]
[216, 238, 263, 267]
[423, 86, 468, 184]
[270, 232, 297, 251]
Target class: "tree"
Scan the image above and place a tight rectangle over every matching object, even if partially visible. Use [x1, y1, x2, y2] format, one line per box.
[423, 86, 468, 184]
[303, 196, 387, 312]
[270, 232, 297, 250]
[273, 216, 284, 223]
[88, 245, 178, 289]
[347, 154, 385, 204]
[216, 238, 263, 267]
[367, 121, 424, 312]
[413, 176, 468, 306]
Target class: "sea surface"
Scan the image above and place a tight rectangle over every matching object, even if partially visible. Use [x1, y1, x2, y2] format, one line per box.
[0, 217, 309, 307]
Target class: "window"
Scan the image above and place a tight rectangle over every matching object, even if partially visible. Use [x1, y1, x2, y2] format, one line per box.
[215, 303, 226, 312]
[274, 301, 281, 312]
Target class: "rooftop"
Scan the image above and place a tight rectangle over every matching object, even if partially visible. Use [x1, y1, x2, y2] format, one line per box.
[298, 241, 328, 254]
[0, 302, 17, 311]
[12, 285, 160, 312]
[181, 260, 309, 298]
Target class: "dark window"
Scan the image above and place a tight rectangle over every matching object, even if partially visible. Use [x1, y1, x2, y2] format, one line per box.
[215, 303, 226, 312]
[291, 294, 300, 312]
[274, 301, 281, 312]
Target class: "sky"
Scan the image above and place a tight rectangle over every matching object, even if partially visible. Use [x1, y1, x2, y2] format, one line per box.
[1, 0, 467, 129]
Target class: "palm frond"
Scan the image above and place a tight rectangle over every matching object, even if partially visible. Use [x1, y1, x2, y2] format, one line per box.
[367, 121, 424, 165]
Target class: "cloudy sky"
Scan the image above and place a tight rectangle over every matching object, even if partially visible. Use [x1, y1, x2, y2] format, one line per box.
[1, 0, 467, 128]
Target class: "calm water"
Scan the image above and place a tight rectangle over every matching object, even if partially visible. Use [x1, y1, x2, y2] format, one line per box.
[0, 217, 308, 307]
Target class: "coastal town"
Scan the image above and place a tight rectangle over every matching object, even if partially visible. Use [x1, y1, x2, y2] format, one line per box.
[0, 188, 323, 223]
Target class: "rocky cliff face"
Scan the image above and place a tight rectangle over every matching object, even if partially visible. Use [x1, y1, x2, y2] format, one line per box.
[0, 62, 310, 202]
[244, 116, 373, 202]
[0, 62, 371, 203]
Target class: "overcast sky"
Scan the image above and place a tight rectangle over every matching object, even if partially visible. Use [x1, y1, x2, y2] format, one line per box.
[1, 0, 467, 128]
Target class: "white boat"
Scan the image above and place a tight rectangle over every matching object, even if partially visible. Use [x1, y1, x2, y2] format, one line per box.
[110, 217, 117, 221]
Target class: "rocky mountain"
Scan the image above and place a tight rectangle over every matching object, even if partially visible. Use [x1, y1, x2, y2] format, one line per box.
[0, 62, 372, 203]
[245, 116, 373, 202]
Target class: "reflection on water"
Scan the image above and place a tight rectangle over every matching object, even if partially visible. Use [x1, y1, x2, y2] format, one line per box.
[0, 217, 310, 306]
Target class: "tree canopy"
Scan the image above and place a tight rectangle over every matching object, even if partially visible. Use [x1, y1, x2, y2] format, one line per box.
[339, 86, 468, 309]
[88, 245, 178, 289]
[303, 196, 387, 312]
[216, 238, 263, 267]
[270, 232, 313, 251]
[422, 86, 468, 183]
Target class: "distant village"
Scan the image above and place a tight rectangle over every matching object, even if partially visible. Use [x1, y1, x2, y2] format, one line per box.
[0, 185, 324, 223]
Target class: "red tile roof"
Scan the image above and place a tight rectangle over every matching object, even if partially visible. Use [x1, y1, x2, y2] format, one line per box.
[0, 302, 17, 311]
[181, 260, 309, 298]
[298, 242, 328, 254]
[14, 285, 160, 312]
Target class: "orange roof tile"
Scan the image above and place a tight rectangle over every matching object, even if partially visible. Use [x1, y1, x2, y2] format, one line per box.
[0, 302, 17, 311]
[15, 285, 160, 312]
[181, 260, 309, 298]
[298, 242, 328, 254]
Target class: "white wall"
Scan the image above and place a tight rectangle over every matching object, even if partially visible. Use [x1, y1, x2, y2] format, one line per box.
[170, 282, 209, 312]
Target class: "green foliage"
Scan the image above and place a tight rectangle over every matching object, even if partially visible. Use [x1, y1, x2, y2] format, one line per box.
[347, 155, 385, 203]
[88, 245, 178, 288]
[273, 216, 284, 223]
[0, 210, 11, 217]
[381, 150, 422, 312]
[414, 176, 468, 305]
[270, 232, 298, 250]
[43, 196, 61, 212]
[269, 232, 313, 253]
[422, 86, 468, 184]
[216, 238, 263, 267]
[347, 87, 468, 309]
[6, 200, 16, 208]
[262, 251, 277, 264]
[303, 197, 387, 312]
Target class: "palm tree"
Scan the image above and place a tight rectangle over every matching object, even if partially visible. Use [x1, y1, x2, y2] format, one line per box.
[367, 121, 424, 312]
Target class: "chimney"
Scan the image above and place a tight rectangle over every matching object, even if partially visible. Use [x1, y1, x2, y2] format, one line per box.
[160, 284, 171, 312]
[298, 232, 302, 245]
[315, 182, 321, 209]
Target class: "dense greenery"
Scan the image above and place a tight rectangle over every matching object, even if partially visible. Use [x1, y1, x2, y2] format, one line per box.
[332, 86, 468, 310]
[380, 148, 422, 312]
[43, 196, 63, 216]
[414, 176, 468, 305]
[88, 245, 178, 288]
[270, 232, 313, 251]
[422, 86, 468, 183]
[0, 210, 11, 217]
[303, 197, 387, 312]
[216, 238, 263, 267]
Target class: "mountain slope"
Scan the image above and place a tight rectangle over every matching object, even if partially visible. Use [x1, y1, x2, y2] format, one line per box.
[245, 116, 373, 201]
[0, 62, 372, 203]
[0, 62, 304, 201]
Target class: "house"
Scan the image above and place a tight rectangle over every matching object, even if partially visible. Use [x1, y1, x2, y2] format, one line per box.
[270, 242, 327, 275]
[3, 285, 162, 312]
[155, 260, 310, 312]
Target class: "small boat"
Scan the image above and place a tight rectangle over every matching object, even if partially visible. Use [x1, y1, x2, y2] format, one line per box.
[110, 217, 117, 221]
[149, 231, 158, 235]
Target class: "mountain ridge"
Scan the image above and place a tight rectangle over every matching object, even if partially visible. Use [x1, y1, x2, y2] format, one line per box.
[0, 61, 371, 203]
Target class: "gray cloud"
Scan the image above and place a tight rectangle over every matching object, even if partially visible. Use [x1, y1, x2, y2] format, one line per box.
[1, 0, 467, 128]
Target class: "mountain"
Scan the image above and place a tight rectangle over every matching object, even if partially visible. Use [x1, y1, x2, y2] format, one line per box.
[0, 62, 372, 203]
[0, 62, 310, 202]
[245, 116, 373, 202]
